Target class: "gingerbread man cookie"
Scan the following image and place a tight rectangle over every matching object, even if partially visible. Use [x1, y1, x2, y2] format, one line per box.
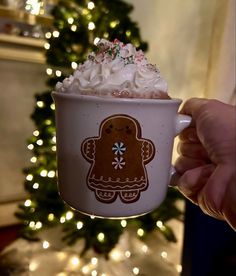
[81, 114, 155, 203]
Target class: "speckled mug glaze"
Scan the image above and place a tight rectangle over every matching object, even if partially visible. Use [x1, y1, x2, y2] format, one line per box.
[52, 92, 191, 218]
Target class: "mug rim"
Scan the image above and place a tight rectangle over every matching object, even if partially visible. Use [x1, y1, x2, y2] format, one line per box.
[52, 91, 182, 105]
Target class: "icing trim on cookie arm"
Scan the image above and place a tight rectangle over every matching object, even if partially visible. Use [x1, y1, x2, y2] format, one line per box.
[81, 138, 96, 162]
[141, 140, 155, 164]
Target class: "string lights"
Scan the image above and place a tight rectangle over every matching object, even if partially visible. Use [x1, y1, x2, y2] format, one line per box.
[36, 101, 44, 108]
[97, 232, 105, 242]
[88, 1, 95, 10]
[23, 229, 183, 275]
[33, 182, 39, 189]
[25, 0, 44, 15]
[24, 199, 32, 207]
[71, 25, 77, 32]
[88, 22, 95, 30]
[42, 240, 50, 249]
[76, 221, 84, 230]
[44, 42, 50, 50]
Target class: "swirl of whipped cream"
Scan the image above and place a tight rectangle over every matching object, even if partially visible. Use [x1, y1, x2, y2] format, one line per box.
[55, 39, 169, 99]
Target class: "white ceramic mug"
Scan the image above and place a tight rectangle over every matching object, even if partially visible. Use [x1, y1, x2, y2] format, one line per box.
[52, 92, 191, 218]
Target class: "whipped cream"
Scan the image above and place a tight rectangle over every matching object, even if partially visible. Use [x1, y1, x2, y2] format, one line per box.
[55, 39, 169, 99]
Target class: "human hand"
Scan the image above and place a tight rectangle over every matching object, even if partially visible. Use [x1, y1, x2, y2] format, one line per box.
[174, 98, 236, 231]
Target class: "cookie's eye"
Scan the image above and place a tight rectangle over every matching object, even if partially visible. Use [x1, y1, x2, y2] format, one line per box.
[126, 125, 132, 134]
[105, 125, 113, 134]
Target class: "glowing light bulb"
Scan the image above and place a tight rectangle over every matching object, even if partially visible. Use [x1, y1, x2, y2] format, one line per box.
[91, 270, 97, 276]
[29, 260, 38, 272]
[50, 103, 55, 110]
[110, 249, 123, 261]
[46, 68, 53, 75]
[76, 221, 83, 229]
[82, 8, 89, 15]
[70, 256, 80, 267]
[44, 43, 50, 50]
[97, 232, 105, 242]
[126, 30, 131, 37]
[120, 220, 127, 227]
[156, 220, 166, 231]
[24, 199, 32, 207]
[40, 170, 47, 177]
[35, 221, 42, 229]
[82, 265, 89, 274]
[141, 244, 148, 253]
[55, 70, 62, 77]
[26, 174, 33, 181]
[60, 216, 66, 223]
[53, 30, 60, 37]
[137, 228, 144, 237]
[156, 220, 163, 228]
[52, 136, 56, 143]
[90, 215, 95, 219]
[45, 32, 51, 39]
[110, 20, 119, 28]
[88, 1, 95, 10]
[125, 250, 131, 258]
[42, 240, 50, 249]
[29, 221, 35, 228]
[51, 146, 57, 151]
[25, 0, 41, 15]
[133, 267, 140, 275]
[91, 257, 98, 265]
[48, 213, 55, 221]
[66, 211, 74, 220]
[93, 37, 100, 45]
[67, 17, 74, 24]
[103, 32, 109, 38]
[33, 182, 39, 189]
[45, 119, 51, 125]
[176, 264, 182, 273]
[71, 62, 78, 69]
[161, 251, 168, 259]
[33, 130, 39, 136]
[37, 101, 44, 108]
[27, 144, 34, 150]
[71, 25, 77, 32]
[30, 156, 37, 163]
[48, 170, 56, 178]
[88, 22, 95, 30]
[36, 139, 43, 146]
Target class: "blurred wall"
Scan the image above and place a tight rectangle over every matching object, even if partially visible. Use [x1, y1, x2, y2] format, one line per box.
[127, 0, 235, 103]
[0, 60, 47, 203]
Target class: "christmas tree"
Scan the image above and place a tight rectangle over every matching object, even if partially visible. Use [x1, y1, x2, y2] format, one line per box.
[16, 0, 183, 258]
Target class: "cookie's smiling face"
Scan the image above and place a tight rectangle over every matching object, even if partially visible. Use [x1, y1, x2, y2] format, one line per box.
[103, 116, 136, 136]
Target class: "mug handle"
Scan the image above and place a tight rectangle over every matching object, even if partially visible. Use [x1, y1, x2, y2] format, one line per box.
[169, 114, 192, 186]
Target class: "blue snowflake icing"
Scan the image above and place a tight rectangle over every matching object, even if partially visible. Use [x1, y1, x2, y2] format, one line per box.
[112, 156, 126, 170]
[112, 142, 126, 155]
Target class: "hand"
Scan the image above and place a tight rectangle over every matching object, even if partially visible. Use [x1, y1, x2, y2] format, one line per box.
[174, 98, 236, 231]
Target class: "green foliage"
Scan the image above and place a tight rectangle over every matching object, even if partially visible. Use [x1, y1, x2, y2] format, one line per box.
[46, 0, 147, 69]
[16, 0, 183, 257]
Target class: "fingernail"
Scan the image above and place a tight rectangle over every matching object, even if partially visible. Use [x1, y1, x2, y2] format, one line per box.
[169, 172, 181, 187]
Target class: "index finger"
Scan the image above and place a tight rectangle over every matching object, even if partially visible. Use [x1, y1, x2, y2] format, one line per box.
[180, 98, 209, 126]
